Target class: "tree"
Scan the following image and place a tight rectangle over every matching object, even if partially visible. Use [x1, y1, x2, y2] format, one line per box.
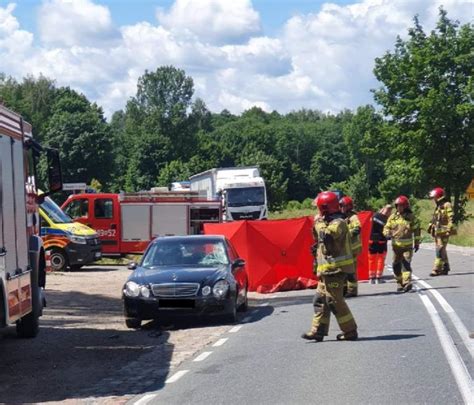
[44, 88, 114, 186]
[119, 66, 197, 190]
[0, 74, 57, 143]
[373, 9, 474, 221]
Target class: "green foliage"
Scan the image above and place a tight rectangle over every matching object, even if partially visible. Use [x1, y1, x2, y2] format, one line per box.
[44, 88, 114, 187]
[373, 9, 474, 221]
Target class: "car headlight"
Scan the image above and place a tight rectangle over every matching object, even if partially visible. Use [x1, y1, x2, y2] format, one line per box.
[202, 286, 211, 296]
[140, 285, 150, 298]
[213, 280, 229, 298]
[124, 281, 140, 297]
[69, 235, 87, 244]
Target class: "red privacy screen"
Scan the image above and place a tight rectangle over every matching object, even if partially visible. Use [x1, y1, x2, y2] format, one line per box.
[204, 212, 372, 293]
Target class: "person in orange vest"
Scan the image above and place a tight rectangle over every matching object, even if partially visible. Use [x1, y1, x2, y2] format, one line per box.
[383, 196, 421, 292]
[339, 196, 361, 297]
[368, 204, 392, 284]
[428, 187, 455, 276]
[302, 191, 358, 342]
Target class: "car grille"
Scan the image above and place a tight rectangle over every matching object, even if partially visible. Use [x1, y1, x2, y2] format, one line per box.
[87, 237, 101, 246]
[151, 283, 200, 297]
[232, 211, 261, 220]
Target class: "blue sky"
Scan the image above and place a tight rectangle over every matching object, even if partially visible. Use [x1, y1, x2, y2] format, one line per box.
[0, 0, 472, 117]
[10, 0, 354, 36]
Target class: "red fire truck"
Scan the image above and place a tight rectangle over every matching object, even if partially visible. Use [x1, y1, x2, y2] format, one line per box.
[62, 190, 221, 255]
[0, 105, 62, 337]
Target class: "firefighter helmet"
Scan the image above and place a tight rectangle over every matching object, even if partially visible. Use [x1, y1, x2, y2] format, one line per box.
[315, 191, 340, 215]
[339, 196, 353, 211]
[394, 195, 410, 209]
[429, 187, 445, 200]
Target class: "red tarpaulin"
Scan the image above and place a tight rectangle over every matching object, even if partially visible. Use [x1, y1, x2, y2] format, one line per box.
[204, 212, 373, 293]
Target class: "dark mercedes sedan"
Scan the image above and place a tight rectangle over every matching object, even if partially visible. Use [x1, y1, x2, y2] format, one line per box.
[123, 235, 249, 329]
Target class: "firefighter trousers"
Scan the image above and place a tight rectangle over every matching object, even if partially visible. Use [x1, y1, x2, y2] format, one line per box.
[392, 247, 413, 287]
[309, 273, 357, 336]
[433, 236, 449, 273]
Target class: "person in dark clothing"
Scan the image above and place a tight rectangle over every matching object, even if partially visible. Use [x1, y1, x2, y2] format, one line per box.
[368, 205, 392, 284]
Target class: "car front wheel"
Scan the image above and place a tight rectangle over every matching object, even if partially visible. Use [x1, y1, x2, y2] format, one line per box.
[125, 318, 141, 329]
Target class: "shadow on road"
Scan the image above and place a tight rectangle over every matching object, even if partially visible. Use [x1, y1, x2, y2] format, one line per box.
[357, 333, 425, 341]
[0, 289, 173, 403]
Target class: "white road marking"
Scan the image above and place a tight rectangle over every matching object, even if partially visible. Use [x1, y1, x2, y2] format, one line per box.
[229, 325, 243, 333]
[414, 275, 474, 359]
[134, 393, 155, 405]
[415, 287, 473, 404]
[193, 352, 212, 362]
[165, 370, 189, 384]
[259, 302, 270, 307]
[213, 338, 228, 347]
[242, 316, 252, 323]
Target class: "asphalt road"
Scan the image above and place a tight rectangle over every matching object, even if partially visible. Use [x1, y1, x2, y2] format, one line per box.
[130, 246, 474, 405]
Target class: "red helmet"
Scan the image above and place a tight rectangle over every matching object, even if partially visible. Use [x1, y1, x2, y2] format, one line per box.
[339, 196, 353, 211]
[315, 191, 340, 215]
[394, 195, 410, 208]
[429, 187, 445, 200]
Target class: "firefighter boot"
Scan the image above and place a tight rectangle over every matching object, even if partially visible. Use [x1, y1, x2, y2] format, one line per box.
[336, 330, 358, 341]
[402, 271, 413, 292]
[301, 331, 324, 341]
[441, 263, 450, 275]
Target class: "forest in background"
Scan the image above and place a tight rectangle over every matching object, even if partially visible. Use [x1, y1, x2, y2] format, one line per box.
[0, 10, 472, 221]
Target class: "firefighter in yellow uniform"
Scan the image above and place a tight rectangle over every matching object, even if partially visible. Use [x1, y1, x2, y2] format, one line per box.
[340, 196, 361, 298]
[383, 196, 421, 292]
[302, 191, 358, 342]
[428, 187, 454, 276]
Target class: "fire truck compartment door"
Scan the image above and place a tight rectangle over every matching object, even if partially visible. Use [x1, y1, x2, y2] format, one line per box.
[121, 204, 151, 241]
[152, 204, 188, 236]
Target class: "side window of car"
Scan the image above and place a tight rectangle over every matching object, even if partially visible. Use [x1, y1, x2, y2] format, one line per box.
[94, 199, 113, 219]
[66, 199, 89, 219]
[226, 241, 238, 261]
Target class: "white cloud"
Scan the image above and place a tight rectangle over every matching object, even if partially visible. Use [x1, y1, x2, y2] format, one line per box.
[38, 0, 117, 47]
[156, 0, 261, 45]
[0, 0, 472, 117]
[0, 3, 33, 69]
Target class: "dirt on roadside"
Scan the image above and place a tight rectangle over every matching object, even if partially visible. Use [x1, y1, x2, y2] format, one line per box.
[0, 266, 231, 404]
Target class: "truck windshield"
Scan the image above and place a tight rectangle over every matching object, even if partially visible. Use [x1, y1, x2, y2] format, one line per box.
[226, 187, 265, 207]
[41, 197, 73, 224]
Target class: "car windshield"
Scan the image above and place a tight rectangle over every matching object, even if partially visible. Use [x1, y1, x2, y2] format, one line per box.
[227, 186, 265, 207]
[142, 239, 229, 268]
[41, 197, 73, 224]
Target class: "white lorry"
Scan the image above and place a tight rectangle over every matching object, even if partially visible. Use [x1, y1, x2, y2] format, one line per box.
[0, 105, 62, 337]
[189, 167, 268, 221]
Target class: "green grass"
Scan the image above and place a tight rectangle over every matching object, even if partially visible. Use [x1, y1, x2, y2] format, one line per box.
[96, 254, 142, 266]
[270, 199, 474, 247]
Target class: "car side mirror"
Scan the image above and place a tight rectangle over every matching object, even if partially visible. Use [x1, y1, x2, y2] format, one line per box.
[128, 262, 137, 270]
[46, 148, 63, 193]
[232, 258, 245, 269]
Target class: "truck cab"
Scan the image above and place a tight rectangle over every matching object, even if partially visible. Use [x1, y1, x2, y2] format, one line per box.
[190, 167, 268, 221]
[220, 177, 267, 221]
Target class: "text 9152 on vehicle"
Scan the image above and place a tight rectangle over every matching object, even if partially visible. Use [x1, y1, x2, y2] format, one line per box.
[122, 235, 249, 329]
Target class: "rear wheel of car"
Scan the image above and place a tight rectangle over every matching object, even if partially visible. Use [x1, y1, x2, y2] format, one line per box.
[125, 318, 141, 329]
[50, 248, 68, 272]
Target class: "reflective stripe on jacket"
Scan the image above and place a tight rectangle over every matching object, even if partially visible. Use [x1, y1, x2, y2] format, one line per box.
[430, 200, 454, 236]
[314, 216, 355, 275]
[346, 211, 362, 256]
[383, 211, 421, 249]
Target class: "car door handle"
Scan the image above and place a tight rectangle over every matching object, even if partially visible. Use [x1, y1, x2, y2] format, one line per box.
[0, 247, 6, 257]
